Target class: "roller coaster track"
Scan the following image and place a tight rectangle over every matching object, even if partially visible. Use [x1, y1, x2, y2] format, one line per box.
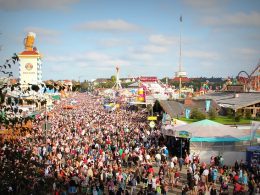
[237, 61, 260, 91]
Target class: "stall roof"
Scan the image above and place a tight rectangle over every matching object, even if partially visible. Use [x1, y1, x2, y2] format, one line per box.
[128, 82, 139, 88]
[159, 100, 184, 118]
[174, 119, 250, 142]
[194, 92, 260, 110]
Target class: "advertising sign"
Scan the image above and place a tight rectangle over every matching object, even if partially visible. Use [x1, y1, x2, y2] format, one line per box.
[205, 100, 211, 112]
[185, 109, 191, 119]
[148, 116, 157, 121]
[176, 131, 191, 138]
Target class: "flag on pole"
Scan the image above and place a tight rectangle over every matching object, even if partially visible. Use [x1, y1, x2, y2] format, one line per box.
[180, 15, 182, 22]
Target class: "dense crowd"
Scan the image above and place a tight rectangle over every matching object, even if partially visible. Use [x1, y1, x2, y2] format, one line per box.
[0, 92, 259, 195]
[0, 93, 166, 194]
[181, 154, 260, 195]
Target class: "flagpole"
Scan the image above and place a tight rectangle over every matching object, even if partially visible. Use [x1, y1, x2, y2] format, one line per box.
[179, 15, 182, 99]
[179, 15, 182, 73]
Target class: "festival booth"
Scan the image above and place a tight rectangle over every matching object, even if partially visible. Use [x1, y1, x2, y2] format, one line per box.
[173, 119, 252, 165]
[161, 119, 189, 158]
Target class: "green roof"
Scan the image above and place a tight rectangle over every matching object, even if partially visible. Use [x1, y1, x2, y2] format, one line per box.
[52, 95, 60, 100]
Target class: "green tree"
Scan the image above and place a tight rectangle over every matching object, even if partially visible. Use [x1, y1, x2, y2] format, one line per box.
[153, 100, 162, 114]
[191, 108, 206, 120]
[121, 82, 134, 88]
[80, 80, 89, 91]
[245, 109, 251, 120]
[208, 108, 218, 120]
[111, 75, 116, 83]
[226, 108, 233, 119]
[234, 110, 242, 122]
[71, 80, 80, 91]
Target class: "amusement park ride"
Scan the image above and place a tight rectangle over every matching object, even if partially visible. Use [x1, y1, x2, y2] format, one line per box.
[175, 15, 187, 99]
[237, 61, 260, 92]
[112, 65, 122, 90]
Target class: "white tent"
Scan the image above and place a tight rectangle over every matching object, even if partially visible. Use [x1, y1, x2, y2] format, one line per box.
[161, 120, 187, 137]
[174, 119, 250, 142]
[171, 118, 187, 127]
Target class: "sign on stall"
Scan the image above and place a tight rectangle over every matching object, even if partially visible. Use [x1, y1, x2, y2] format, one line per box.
[176, 131, 191, 138]
[147, 116, 157, 121]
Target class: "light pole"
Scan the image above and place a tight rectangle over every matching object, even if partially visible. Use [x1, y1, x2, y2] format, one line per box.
[180, 138, 183, 158]
[151, 103, 154, 116]
[45, 100, 48, 145]
[78, 75, 83, 92]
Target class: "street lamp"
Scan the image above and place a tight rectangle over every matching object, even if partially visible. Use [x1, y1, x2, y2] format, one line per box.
[78, 75, 83, 92]
[44, 99, 48, 145]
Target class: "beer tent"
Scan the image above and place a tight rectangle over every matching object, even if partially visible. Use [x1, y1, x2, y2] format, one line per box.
[173, 119, 254, 165]
[174, 119, 250, 142]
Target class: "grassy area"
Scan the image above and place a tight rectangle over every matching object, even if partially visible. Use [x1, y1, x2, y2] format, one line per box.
[179, 116, 252, 125]
[178, 117, 197, 123]
[212, 116, 252, 125]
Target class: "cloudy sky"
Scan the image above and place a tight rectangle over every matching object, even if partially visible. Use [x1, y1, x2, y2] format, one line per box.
[0, 0, 259, 81]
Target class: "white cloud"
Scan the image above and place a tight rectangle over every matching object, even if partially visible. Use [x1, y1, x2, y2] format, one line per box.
[24, 27, 60, 37]
[84, 52, 111, 62]
[143, 45, 168, 54]
[202, 11, 260, 27]
[127, 51, 153, 61]
[75, 19, 143, 32]
[45, 55, 73, 63]
[98, 38, 132, 47]
[183, 0, 229, 12]
[122, 35, 175, 57]
[232, 48, 260, 62]
[183, 0, 227, 8]
[236, 48, 260, 56]
[49, 65, 65, 72]
[0, 0, 79, 10]
[148, 34, 178, 46]
[24, 27, 61, 44]
[45, 51, 131, 69]
[184, 50, 220, 60]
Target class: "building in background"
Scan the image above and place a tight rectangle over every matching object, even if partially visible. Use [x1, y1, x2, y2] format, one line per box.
[18, 32, 42, 85]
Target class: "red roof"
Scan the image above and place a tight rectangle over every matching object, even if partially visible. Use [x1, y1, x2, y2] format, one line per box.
[63, 80, 72, 83]
[139, 76, 158, 82]
[20, 50, 39, 55]
[172, 77, 190, 82]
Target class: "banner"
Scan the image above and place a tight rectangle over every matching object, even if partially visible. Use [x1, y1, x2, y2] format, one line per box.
[251, 121, 260, 140]
[162, 113, 167, 124]
[205, 100, 211, 112]
[177, 131, 191, 138]
[148, 116, 157, 121]
[185, 109, 190, 119]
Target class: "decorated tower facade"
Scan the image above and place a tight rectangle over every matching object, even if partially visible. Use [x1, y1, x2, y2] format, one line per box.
[18, 32, 42, 85]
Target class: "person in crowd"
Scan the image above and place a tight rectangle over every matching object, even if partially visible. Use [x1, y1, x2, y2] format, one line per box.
[178, 156, 184, 171]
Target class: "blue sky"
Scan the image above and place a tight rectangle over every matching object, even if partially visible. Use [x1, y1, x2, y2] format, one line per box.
[0, 0, 259, 81]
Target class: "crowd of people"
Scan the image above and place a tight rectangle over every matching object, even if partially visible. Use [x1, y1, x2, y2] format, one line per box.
[0, 93, 168, 194]
[0, 92, 259, 195]
[181, 154, 260, 195]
